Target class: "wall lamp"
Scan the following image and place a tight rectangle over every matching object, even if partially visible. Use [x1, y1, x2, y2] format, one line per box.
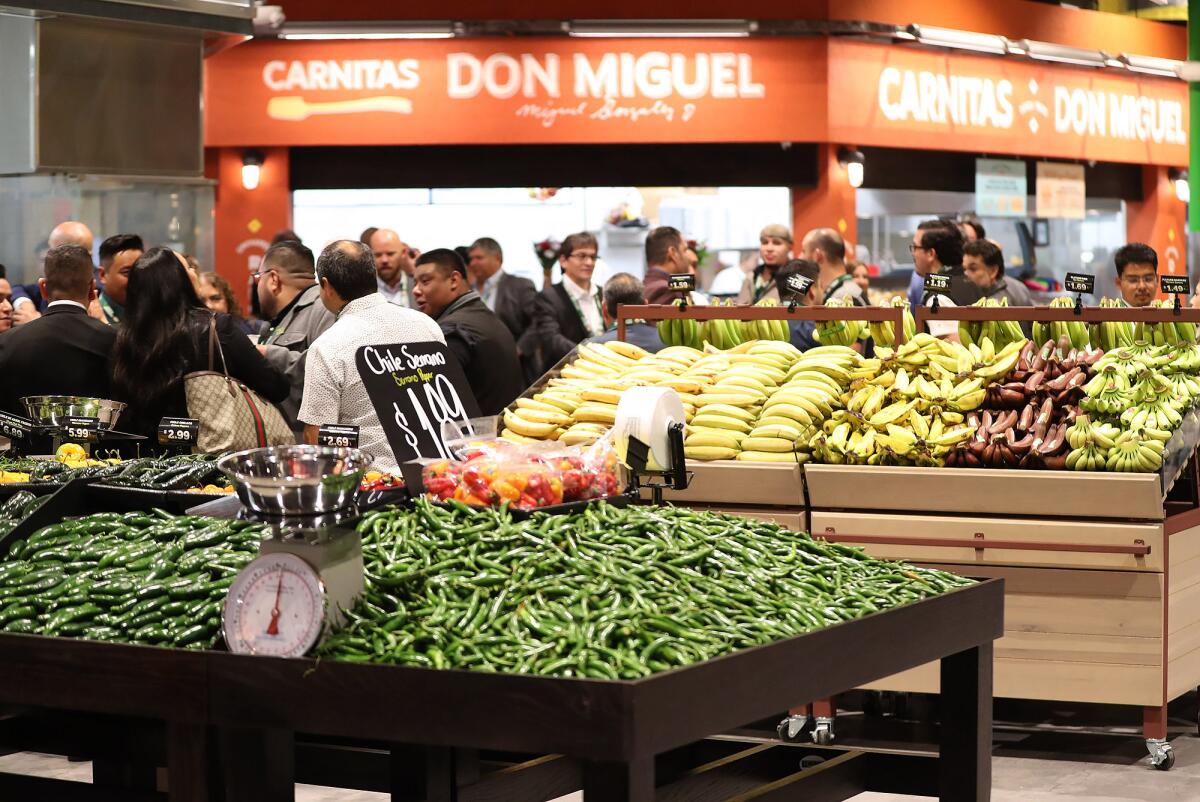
[1169, 167, 1189, 204]
[242, 150, 265, 191]
[838, 147, 865, 189]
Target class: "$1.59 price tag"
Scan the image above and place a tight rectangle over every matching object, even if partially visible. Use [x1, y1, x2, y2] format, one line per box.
[317, 424, 360, 449]
[786, 274, 814, 295]
[923, 273, 951, 295]
[157, 417, 200, 447]
[667, 273, 696, 292]
[63, 416, 99, 443]
[1064, 272, 1095, 295]
[1162, 275, 1191, 295]
[0, 411, 33, 441]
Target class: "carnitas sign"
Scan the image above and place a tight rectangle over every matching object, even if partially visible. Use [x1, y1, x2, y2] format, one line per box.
[828, 40, 1188, 166]
[204, 38, 821, 146]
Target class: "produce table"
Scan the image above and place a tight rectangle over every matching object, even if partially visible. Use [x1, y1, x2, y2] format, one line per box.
[0, 576, 1002, 801]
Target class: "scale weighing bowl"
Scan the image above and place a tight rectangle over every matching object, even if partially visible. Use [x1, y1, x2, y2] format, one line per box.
[217, 445, 373, 517]
[21, 396, 125, 429]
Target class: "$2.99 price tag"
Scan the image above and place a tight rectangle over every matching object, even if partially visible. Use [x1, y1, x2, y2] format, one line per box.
[317, 424, 360, 449]
[157, 417, 200, 447]
[63, 416, 99, 443]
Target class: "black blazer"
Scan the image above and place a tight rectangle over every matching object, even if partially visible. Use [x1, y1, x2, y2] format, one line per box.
[438, 295, 526, 417]
[0, 304, 117, 417]
[492, 272, 542, 383]
[112, 310, 290, 439]
[535, 283, 592, 368]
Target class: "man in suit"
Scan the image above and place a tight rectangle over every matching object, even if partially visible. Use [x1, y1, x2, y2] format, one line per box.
[590, 273, 664, 354]
[467, 237, 541, 383]
[536, 231, 604, 367]
[0, 244, 117, 417]
[412, 249, 524, 416]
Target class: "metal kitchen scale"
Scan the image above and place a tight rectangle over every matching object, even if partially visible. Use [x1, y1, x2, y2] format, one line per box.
[194, 493, 366, 659]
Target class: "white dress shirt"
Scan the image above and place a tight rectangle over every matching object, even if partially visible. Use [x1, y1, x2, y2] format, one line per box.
[562, 275, 604, 338]
[377, 274, 411, 308]
[299, 294, 445, 472]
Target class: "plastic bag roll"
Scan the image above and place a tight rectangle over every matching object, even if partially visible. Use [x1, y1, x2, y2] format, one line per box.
[613, 387, 686, 472]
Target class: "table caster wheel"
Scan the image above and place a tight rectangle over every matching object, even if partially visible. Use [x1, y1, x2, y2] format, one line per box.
[811, 717, 835, 746]
[776, 714, 810, 743]
[1147, 738, 1174, 771]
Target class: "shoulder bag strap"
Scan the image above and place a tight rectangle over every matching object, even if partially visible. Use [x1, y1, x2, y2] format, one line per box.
[208, 312, 230, 376]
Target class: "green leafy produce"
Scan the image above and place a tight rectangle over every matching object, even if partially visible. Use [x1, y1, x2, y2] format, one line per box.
[0, 510, 265, 646]
[318, 499, 972, 677]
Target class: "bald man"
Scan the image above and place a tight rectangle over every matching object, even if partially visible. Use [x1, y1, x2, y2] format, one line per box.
[13, 221, 99, 326]
[369, 228, 419, 308]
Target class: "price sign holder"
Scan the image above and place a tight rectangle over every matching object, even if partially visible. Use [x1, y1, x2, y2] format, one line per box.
[785, 274, 814, 313]
[157, 417, 200, 450]
[1162, 275, 1190, 315]
[317, 424, 360, 449]
[0, 411, 33, 442]
[667, 273, 696, 310]
[1064, 272, 1095, 315]
[356, 341, 482, 466]
[924, 273, 951, 314]
[61, 416, 100, 444]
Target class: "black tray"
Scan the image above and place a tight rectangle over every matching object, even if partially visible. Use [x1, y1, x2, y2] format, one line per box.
[0, 482, 65, 500]
[86, 483, 233, 515]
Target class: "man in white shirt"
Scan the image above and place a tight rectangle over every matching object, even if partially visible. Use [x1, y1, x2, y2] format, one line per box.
[369, 228, 419, 308]
[536, 232, 605, 367]
[299, 240, 445, 472]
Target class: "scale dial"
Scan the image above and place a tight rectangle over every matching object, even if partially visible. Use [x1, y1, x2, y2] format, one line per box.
[223, 552, 326, 658]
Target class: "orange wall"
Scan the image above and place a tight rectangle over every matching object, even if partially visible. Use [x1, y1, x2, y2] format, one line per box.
[1126, 165, 1188, 293]
[209, 147, 292, 307]
[793, 144, 858, 258]
[276, 0, 1185, 59]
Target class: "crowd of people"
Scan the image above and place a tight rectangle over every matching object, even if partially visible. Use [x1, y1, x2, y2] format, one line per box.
[0, 216, 1182, 471]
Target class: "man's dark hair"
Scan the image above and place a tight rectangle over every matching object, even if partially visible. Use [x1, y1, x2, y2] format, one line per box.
[316, 240, 377, 302]
[0, 263, 6, 279]
[263, 240, 315, 281]
[963, 219, 986, 240]
[359, 227, 378, 245]
[917, 219, 964, 268]
[559, 232, 598, 260]
[99, 234, 144, 267]
[806, 228, 846, 262]
[270, 229, 301, 246]
[416, 248, 469, 281]
[470, 237, 503, 261]
[1114, 242, 1158, 276]
[43, 244, 94, 299]
[964, 239, 1004, 278]
[775, 259, 820, 302]
[602, 273, 644, 319]
[644, 226, 683, 267]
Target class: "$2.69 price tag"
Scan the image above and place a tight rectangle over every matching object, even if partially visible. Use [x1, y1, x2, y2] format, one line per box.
[317, 424, 360, 449]
[157, 417, 200, 447]
[63, 416, 100, 443]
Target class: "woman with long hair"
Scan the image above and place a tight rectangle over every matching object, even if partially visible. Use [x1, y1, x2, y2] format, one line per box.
[110, 247, 288, 438]
[196, 270, 268, 336]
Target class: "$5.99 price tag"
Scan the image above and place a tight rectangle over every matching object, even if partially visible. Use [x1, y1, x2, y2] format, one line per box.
[63, 416, 99, 443]
[317, 424, 360, 449]
[157, 417, 200, 446]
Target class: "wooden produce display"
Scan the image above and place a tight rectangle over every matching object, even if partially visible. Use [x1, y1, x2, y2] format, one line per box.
[806, 461, 1200, 770]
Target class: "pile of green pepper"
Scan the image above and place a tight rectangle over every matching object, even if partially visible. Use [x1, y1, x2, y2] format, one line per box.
[318, 500, 973, 678]
[0, 492, 48, 536]
[98, 453, 231, 492]
[0, 510, 265, 647]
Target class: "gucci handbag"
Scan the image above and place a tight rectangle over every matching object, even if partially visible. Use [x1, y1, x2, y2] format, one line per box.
[184, 314, 294, 453]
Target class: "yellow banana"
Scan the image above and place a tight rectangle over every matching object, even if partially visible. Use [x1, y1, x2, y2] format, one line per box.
[685, 446, 739, 461]
[500, 429, 541, 445]
[580, 387, 623, 405]
[740, 436, 797, 453]
[689, 413, 753, 432]
[503, 409, 559, 438]
[603, 340, 651, 361]
[684, 429, 745, 450]
[571, 403, 618, 424]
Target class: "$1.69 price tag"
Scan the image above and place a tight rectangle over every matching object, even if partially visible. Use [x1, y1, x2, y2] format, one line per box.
[317, 424, 360, 449]
[1064, 272, 1095, 295]
[157, 417, 200, 447]
[62, 416, 99, 443]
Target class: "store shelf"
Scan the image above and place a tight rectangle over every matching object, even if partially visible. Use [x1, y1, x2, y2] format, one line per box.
[639, 459, 805, 507]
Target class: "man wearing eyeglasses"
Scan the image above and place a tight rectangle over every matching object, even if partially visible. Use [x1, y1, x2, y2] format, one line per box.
[1113, 243, 1159, 308]
[536, 232, 605, 367]
[254, 240, 335, 433]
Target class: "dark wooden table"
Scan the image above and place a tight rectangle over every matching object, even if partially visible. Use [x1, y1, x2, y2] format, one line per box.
[0, 579, 1002, 802]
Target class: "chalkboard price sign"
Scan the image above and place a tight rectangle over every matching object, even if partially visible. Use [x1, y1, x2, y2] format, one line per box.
[0, 411, 33, 441]
[1064, 272, 1095, 295]
[923, 273, 951, 294]
[667, 273, 696, 292]
[356, 342, 482, 465]
[1162, 275, 1191, 295]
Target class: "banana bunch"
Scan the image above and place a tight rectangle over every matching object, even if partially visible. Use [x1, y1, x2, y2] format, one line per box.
[868, 296, 917, 347]
[814, 298, 864, 347]
[1079, 365, 1132, 415]
[656, 300, 703, 350]
[738, 299, 792, 342]
[1104, 430, 1166, 472]
[700, 316, 744, 350]
[1088, 298, 1135, 352]
[1131, 300, 1199, 346]
[959, 298, 1026, 351]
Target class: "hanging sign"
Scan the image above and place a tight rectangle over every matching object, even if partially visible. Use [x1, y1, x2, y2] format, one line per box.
[976, 159, 1027, 217]
[356, 342, 481, 464]
[1064, 272, 1096, 294]
[1161, 275, 1191, 295]
[667, 274, 696, 292]
[923, 273, 951, 295]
